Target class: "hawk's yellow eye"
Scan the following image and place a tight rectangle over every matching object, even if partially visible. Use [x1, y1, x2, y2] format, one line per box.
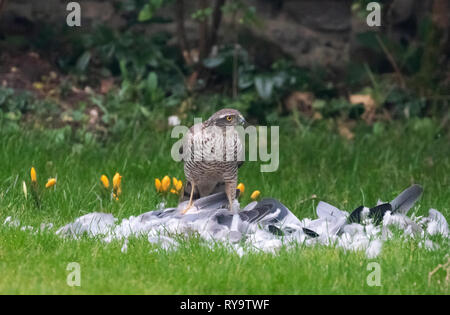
[226, 116, 233, 121]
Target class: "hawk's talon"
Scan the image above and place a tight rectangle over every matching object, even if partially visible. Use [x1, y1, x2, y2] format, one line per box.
[181, 203, 193, 214]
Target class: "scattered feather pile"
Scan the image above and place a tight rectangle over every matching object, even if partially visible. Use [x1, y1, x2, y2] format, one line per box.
[4, 185, 449, 258]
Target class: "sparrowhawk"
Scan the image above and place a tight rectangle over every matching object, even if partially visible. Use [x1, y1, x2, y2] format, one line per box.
[180, 108, 246, 214]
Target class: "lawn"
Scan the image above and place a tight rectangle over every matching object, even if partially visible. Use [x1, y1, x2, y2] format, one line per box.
[0, 118, 449, 294]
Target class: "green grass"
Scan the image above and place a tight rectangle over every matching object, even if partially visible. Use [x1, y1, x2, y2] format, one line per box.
[0, 118, 449, 294]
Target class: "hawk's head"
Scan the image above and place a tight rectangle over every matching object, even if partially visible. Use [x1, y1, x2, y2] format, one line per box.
[206, 108, 246, 128]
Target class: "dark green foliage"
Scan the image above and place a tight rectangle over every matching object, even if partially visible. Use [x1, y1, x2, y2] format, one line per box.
[0, 0, 448, 137]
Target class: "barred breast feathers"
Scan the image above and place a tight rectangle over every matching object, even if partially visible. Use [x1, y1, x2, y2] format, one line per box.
[182, 125, 243, 163]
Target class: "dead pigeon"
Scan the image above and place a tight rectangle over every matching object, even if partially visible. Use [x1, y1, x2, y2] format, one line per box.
[53, 185, 447, 258]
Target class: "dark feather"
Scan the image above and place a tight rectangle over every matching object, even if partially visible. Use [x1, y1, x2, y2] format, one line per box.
[243, 198, 289, 224]
[303, 228, 319, 238]
[369, 203, 392, 225]
[348, 206, 364, 223]
[268, 225, 284, 236]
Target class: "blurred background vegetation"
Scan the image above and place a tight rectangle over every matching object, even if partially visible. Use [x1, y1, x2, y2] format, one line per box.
[0, 0, 448, 143]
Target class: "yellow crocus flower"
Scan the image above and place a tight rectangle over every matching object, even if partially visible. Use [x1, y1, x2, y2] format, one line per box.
[113, 173, 122, 190]
[100, 175, 109, 189]
[112, 173, 122, 200]
[161, 175, 171, 192]
[237, 183, 245, 194]
[155, 178, 162, 192]
[170, 188, 178, 195]
[250, 190, 260, 200]
[175, 179, 183, 192]
[173, 177, 178, 188]
[45, 178, 57, 188]
[30, 167, 37, 183]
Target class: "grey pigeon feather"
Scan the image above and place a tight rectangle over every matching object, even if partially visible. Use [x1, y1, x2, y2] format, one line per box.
[427, 209, 449, 236]
[316, 201, 347, 220]
[390, 184, 423, 215]
[193, 191, 229, 210]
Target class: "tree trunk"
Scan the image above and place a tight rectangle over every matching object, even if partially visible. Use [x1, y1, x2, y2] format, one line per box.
[175, 0, 193, 65]
[207, 0, 226, 54]
[0, 0, 7, 20]
[198, 0, 209, 62]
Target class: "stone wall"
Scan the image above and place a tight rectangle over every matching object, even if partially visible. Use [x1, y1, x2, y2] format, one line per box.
[0, 0, 436, 71]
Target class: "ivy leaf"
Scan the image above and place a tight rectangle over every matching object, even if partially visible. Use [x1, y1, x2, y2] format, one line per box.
[147, 72, 158, 91]
[254, 76, 274, 100]
[238, 73, 254, 90]
[138, 4, 153, 22]
[203, 56, 225, 69]
[76, 51, 91, 73]
[138, 0, 164, 22]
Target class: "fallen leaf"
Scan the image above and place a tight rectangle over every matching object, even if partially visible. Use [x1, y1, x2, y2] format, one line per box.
[100, 78, 114, 94]
[89, 108, 99, 126]
[71, 86, 82, 94]
[186, 71, 199, 92]
[285, 91, 315, 116]
[84, 86, 94, 94]
[349, 94, 375, 106]
[28, 52, 40, 59]
[349, 94, 376, 125]
[313, 112, 323, 120]
[189, 48, 199, 64]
